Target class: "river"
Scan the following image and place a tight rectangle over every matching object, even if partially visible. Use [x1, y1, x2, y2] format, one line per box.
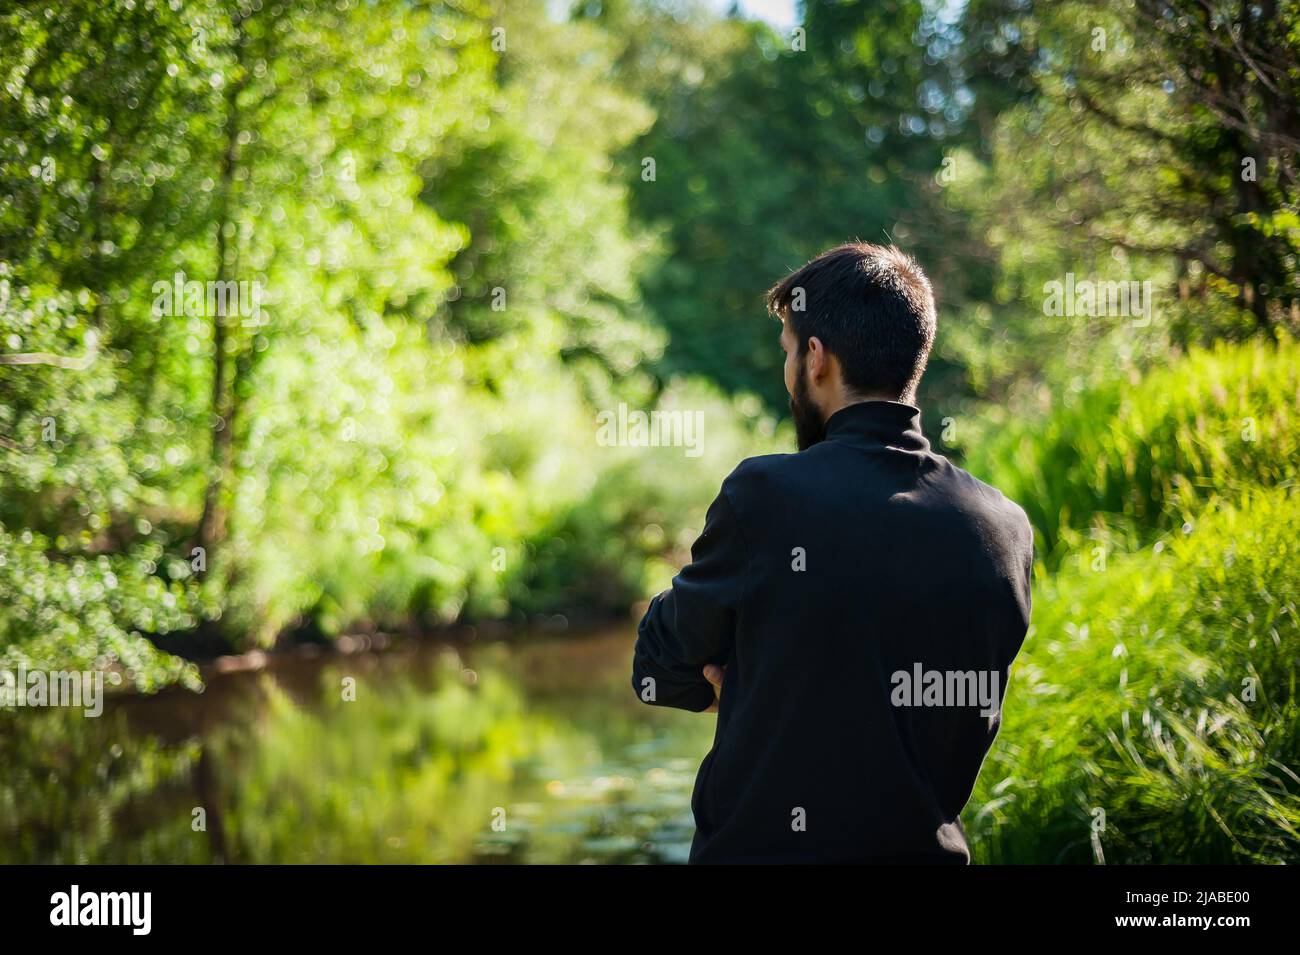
[0, 628, 717, 864]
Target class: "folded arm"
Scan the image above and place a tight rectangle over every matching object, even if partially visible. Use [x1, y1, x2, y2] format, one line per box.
[631, 480, 747, 711]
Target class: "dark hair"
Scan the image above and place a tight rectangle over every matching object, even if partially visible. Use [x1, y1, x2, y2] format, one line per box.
[766, 242, 937, 402]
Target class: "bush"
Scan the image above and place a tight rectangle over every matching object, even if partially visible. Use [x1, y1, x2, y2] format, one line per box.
[511, 380, 788, 617]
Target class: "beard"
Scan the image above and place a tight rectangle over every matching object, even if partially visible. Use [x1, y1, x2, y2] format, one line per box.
[790, 362, 827, 451]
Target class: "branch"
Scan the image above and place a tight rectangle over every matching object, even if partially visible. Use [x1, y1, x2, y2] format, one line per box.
[0, 342, 97, 370]
[1072, 85, 1192, 153]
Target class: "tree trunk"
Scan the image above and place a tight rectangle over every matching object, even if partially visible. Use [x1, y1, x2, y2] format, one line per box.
[195, 21, 248, 566]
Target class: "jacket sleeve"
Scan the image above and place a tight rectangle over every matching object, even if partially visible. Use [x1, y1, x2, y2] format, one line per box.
[631, 480, 748, 711]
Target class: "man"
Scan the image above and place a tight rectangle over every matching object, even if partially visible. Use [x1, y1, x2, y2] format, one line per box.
[630, 242, 1034, 864]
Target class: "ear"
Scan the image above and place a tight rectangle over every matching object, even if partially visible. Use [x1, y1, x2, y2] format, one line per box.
[805, 335, 828, 382]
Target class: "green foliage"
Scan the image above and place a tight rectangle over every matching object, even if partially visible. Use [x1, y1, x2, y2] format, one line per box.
[956, 331, 1300, 863]
[959, 336, 1300, 559]
[936, 0, 1300, 397]
[0, 523, 200, 690]
[511, 381, 787, 616]
[966, 486, 1300, 864]
[2, 0, 1298, 867]
[597, 0, 987, 408]
[2, 0, 788, 673]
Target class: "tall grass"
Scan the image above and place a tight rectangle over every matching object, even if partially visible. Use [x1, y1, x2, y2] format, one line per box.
[961, 336, 1300, 560]
[965, 487, 1300, 863]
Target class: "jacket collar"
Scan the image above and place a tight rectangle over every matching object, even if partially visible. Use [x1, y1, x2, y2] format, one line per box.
[822, 400, 930, 454]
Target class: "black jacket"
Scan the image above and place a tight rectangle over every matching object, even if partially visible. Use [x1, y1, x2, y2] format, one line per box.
[631, 400, 1034, 864]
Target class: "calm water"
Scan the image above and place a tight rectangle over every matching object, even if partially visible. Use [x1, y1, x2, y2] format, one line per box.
[0, 629, 717, 864]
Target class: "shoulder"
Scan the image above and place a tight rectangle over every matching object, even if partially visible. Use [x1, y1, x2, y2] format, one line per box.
[941, 458, 1035, 552]
[718, 451, 801, 504]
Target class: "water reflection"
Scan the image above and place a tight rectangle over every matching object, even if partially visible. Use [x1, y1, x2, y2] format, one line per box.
[0, 630, 715, 864]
